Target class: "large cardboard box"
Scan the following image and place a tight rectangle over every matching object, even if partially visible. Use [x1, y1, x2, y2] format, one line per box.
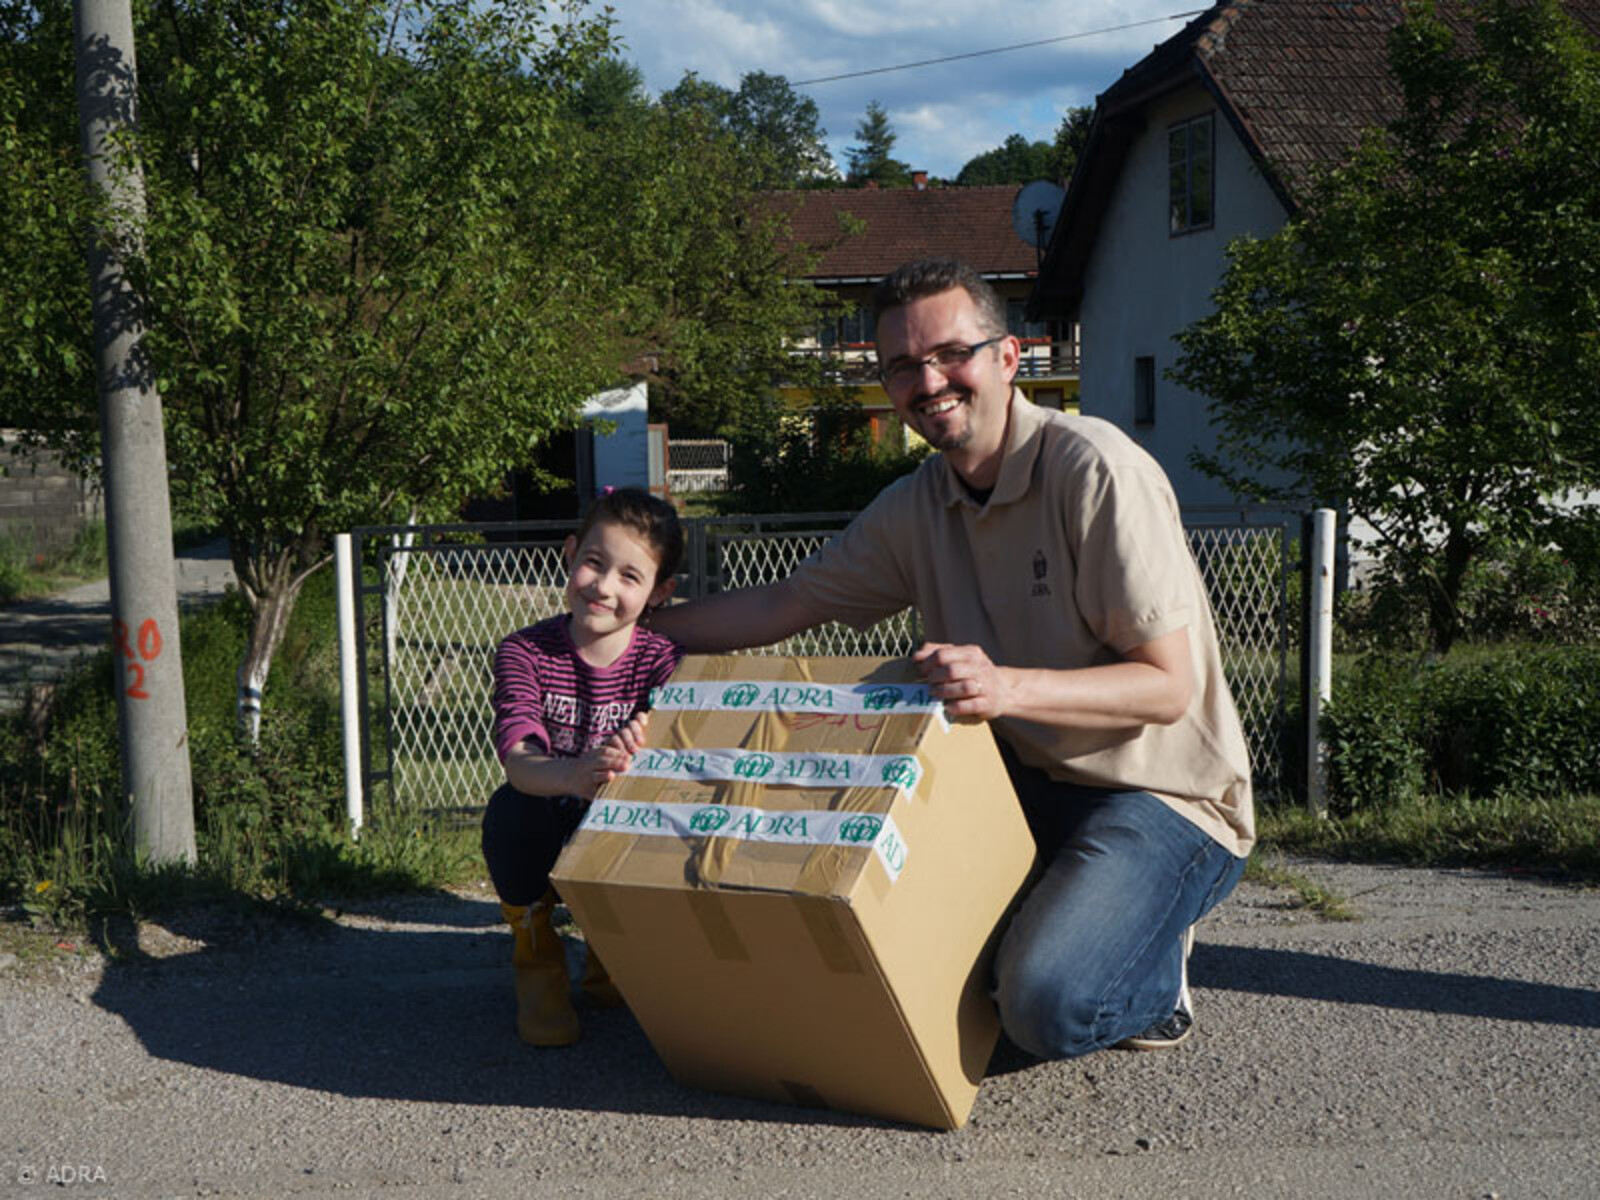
[549, 655, 1037, 1130]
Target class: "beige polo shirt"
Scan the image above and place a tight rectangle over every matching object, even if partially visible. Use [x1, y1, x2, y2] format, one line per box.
[788, 392, 1255, 857]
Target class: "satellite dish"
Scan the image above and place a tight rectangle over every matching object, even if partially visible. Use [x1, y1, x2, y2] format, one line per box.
[1011, 180, 1066, 262]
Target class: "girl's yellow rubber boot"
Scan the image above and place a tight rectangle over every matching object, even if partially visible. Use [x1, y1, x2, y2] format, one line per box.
[500, 895, 579, 1047]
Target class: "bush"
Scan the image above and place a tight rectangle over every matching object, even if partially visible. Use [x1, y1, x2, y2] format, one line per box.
[1323, 654, 1428, 812]
[0, 532, 33, 603]
[727, 393, 928, 513]
[1338, 524, 1600, 651]
[0, 568, 386, 919]
[1322, 644, 1600, 814]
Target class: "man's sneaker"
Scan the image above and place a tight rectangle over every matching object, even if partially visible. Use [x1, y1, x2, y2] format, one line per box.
[1118, 925, 1196, 1051]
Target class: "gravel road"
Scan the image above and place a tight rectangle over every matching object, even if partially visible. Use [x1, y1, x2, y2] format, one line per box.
[3, 859, 1597, 1200]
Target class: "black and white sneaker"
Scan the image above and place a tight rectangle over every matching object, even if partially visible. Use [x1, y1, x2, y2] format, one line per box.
[1118, 926, 1196, 1051]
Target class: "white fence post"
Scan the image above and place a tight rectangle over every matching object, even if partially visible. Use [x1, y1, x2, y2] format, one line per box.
[335, 533, 364, 836]
[1306, 508, 1337, 815]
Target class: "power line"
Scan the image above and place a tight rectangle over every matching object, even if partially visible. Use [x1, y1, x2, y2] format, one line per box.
[791, 12, 1207, 87]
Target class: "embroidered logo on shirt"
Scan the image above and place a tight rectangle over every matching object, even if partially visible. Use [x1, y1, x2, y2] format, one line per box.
[1031, 550, 1052, 597]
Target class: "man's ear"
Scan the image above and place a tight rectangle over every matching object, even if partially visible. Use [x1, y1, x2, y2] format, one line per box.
[562, 534, 577, 567]
[999, 334, 1022, 384]
[648, 576, 677, 610]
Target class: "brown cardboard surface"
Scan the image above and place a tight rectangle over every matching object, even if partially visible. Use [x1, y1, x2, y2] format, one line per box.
[550, 656, 1036, 1130]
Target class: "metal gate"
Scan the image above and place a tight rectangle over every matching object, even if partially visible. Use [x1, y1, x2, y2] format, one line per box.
[348, 510, 1297, 814]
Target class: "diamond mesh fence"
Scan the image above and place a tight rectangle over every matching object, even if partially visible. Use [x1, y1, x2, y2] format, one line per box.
[356, 512, 1296, 812]
[1184, 519, 1296, 792]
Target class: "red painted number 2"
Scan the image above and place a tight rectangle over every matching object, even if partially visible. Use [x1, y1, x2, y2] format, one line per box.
[114, 618, 164, 700]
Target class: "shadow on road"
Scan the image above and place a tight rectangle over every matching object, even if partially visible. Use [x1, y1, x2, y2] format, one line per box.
[1192, 942, 1600, 1027]
[86, 891, 876, 1128]
[85, 895, 1600, 1125]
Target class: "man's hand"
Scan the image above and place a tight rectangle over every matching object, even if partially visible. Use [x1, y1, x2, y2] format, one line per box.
[912, 628, 1194, 732]
[914, 642, 1012, 723]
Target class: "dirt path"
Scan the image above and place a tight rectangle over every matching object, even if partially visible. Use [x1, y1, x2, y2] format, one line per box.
[3, 859, 1597, 1198]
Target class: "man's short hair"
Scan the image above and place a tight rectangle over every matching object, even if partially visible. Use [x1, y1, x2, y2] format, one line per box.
[872, 259, 1008, 339]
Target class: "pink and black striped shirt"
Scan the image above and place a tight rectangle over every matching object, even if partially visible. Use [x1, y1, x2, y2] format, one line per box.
[491, 615, 683, 764]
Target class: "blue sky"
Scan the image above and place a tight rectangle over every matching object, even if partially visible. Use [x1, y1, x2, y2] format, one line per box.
[601, 1, 1208, 181]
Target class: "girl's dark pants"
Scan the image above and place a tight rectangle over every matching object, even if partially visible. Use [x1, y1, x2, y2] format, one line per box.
[480, 783, 587, 907]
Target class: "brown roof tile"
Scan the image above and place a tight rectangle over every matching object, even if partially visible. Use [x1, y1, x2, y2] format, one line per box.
[764, 186, 1040, 281]
[1033, 0, 1600, 318]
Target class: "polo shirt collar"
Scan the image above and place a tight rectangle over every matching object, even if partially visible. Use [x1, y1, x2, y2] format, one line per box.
[932, 389, 1046, 510]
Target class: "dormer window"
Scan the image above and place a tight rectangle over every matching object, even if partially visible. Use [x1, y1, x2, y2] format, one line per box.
[1168, 113, 1214, 234]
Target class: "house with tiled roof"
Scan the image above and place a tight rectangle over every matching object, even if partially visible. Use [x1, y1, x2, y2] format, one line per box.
[769, 179, 1080, 440]
[1029, 0, 1600, 507]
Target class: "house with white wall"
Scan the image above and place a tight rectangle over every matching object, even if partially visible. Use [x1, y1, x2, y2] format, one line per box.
[1030, 0, 1445, 508]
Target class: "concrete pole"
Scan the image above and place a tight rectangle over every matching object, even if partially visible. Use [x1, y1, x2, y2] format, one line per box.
[73, 0, 195, 863]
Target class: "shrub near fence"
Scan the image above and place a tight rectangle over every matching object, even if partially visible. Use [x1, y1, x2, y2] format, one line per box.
[1323, 643, 1600, 814]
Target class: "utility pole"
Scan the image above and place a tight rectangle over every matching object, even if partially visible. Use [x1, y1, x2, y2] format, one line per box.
[73, 0, 195, 864]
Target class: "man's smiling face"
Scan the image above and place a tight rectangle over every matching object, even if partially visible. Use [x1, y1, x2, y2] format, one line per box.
[876, 286, 1019, 488]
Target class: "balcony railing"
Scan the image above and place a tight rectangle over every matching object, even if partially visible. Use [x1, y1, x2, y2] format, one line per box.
[786, 338, 1080, 387]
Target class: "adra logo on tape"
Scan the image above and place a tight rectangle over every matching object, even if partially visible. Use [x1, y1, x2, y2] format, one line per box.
[649, 680, 939, 716]
[734, 753, 776, 779]
[863, 685, 909, 711]
[579, 800, 911, 882]
[721, 683, 761, 708]
[839, 814, 884, 843]
[688, 806, 732, 834]
[880, 757, 918, 787]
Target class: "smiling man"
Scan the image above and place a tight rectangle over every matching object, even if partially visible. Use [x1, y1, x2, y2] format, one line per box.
[649, 258, 1253, 1057]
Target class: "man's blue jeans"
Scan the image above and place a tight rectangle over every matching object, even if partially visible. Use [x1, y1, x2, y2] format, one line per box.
[993, 749, 1247, 1059]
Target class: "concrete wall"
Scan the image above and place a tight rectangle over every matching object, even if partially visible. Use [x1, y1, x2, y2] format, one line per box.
[0, 433, 102, 557]
[1078, 83, 1290, 507]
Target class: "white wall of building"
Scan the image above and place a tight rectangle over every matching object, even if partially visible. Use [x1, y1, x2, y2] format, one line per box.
[581, 381, 650, 495]
[1078, 83, 1290, 508]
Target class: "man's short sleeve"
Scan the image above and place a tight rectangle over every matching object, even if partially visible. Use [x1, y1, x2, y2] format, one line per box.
[1069, 453, 1194, 655]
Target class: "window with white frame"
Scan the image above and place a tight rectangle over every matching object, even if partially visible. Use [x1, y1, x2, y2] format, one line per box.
[1168, 113, 1214, 234]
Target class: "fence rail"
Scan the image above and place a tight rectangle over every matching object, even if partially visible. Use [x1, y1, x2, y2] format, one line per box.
[349, 510, 1298, 815]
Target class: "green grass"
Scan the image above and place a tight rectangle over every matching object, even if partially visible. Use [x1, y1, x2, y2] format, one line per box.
[1242, 852, 1358, 920]
[1, 567, 486, 939]
[0, 520, 107, 603]
[1256, 792, 1600, 882]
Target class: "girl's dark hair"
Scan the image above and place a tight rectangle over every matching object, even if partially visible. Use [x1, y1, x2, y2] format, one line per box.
[574, 487, 684, 583]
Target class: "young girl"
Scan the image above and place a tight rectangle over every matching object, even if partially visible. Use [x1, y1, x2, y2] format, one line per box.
[482, 487, 685, 1046]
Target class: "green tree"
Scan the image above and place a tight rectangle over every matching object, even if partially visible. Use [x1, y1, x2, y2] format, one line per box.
[569, 72, 833, 436]
[2, 0, 622, 735]
[1170, 0, 1600, 652]
[955, 132, 1054, 186]
[1051, 105, 1093, 184]
[659, 69, 834, 187]
[845, 99, 911, 187]
[569, 54, 648, 127]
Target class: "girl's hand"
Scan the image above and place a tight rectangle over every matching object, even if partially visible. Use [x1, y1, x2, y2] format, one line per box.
[571, 713, 651, 797]
[607, 711, 650, 757]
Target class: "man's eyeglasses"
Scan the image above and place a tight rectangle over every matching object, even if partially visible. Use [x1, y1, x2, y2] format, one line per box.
[878, 337, 1004, 389]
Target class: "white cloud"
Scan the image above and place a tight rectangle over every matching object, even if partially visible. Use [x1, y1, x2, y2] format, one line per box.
[604, 0, 1200, 177]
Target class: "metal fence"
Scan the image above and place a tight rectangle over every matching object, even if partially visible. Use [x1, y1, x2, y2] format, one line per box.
[666, 439, 732, 494]
[349, 510, 1297, 815]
